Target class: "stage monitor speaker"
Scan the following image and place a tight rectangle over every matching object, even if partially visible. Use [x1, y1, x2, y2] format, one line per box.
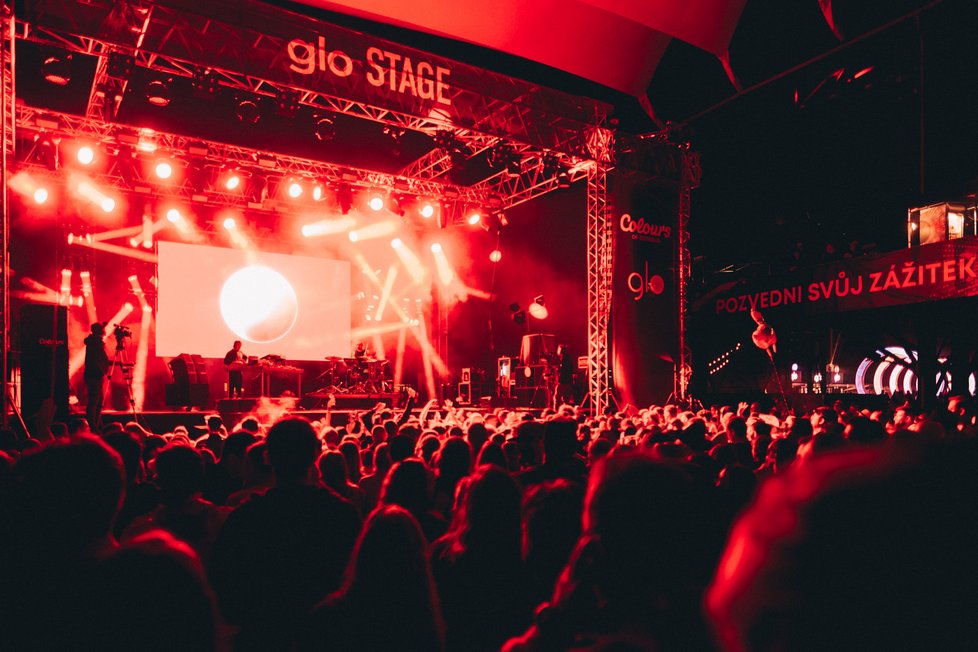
[515, 365, 547, 388]
[19, 304, 69, 426]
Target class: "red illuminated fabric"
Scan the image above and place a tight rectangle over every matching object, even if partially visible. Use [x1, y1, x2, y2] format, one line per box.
[300, 0, 746, 96]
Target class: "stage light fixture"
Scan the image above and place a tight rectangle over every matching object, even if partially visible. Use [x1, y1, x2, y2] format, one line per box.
[33, 187, 49, 205]
[224, 170, 242, 191]
[466, 210, 482, 226]
[223, 217, 237, 230]
[430, 242, 442, 253]
[101, 197, 116, 213]
[510, 303, 526, 325]
[312, 185, 324, 201]
[106, 52, 134, 79]
[145, 79, 172, 107]
[419, 201, 435, 219]
[191, 66, 219, 98]
[166, 208, 182, 223]
[489, 249, 502, 262]
[391, 238, 403, 249]
[76, 145, 95, 166]
[275, 89, 301, 118]
[287, 180, 303, 198]
[236, 98, 261, 125]
[367, 193, 385, 212]
[42, 55, 71, 86]
[529, 295, 548, 320]
[314, 116, 337, 141]
[154, 160, 173, 180]
[349, 231, 359, 242]
[383, 126, 406, 156]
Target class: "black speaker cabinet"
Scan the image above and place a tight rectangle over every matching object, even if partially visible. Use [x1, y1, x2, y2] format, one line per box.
[19, 304, 69, 425]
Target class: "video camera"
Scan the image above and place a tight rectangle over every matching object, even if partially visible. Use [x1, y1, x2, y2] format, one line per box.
[111, 323, 132, 346]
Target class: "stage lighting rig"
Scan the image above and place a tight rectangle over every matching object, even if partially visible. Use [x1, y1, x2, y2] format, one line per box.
[42, 54, 71, 86]
[145, 79, 172, 107]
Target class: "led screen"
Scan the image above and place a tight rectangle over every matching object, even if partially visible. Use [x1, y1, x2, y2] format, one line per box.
[156, 241, 351, 360]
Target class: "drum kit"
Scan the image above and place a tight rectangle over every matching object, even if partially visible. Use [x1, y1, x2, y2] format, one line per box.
[315, 356, 391, 394]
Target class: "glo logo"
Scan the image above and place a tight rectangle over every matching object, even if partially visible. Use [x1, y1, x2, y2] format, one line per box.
[627, 261, 665, 301]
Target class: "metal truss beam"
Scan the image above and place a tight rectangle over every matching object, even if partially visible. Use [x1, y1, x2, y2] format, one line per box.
[16, 107, 495, 208]
[15, 0, 605, 159]
[1, 2, 13, 428]
[674, 149, 700, 404]
[586, 161, 613, 415]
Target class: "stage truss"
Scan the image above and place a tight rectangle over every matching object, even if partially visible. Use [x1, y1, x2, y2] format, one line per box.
[0, 0, 687, 418]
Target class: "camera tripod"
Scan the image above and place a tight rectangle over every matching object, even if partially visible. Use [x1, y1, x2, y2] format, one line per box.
[106, 340, 140, 425]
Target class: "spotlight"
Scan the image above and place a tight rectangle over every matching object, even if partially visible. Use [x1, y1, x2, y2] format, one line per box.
[224, 170, 242, 191]
[236, 98, 261, 125]
[367, 194, 385, 212]
[419, 201, 435, 219]
[466, 210, 482, 226]
[314, 116, 336, 141]
[76, 145, 95, 166]
[349, 231, 359, 242]
[312, 185, 323, 201]
[529, 295, 548, 320]
[391, 238, 403, 249]
[42, 55, 71, 86]
[33, 187, 49, 205]
[223, 217, 236, 230]
[145, 79, 171, 107]
[430, 242, 442, 253]
[287, 180, 303, 198]
[275, 89, 300, 118]
[489, 249, 502, 262]
[191, 66, 219, 98]
[101, 197, 116, 213]
[154, 160, 173, 179]
[166, 208, 182, 223]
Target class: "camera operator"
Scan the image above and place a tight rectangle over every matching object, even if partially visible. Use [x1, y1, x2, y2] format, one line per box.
[83, 322, 110, 431]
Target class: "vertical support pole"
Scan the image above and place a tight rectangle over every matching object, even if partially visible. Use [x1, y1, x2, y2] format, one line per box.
[1, 2, 15, 428]
[675, 148, 699, 405]
[586, 161, 612, 416]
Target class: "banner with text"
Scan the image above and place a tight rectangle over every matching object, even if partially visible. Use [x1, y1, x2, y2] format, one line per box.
[611, 171, 680, 407]
[705, 237, 978, 319]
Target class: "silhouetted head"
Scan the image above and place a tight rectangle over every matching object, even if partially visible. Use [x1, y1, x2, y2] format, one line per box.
[266, 417, 321, 483]
[381, 458, 431, 517]
[449, 464, 522, 559]
[154, 444, 204, 504]
[13, 436, 124, 554]
[94, 531, 218, 651]
[476, 441, 507, 469]
[102, 431, 144, 485]
[338, 441, 362, 483]
[436, 437, 472, 482]
[543, 418, 578, 463]
[318, 451, 349, 491]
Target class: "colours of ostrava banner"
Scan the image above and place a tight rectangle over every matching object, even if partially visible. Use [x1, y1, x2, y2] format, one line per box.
[612, 171, 680, 407]
[707, 238, 978, 319]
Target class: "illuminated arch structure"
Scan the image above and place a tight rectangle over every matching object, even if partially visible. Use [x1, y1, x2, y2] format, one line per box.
[855, 347, 976, 396]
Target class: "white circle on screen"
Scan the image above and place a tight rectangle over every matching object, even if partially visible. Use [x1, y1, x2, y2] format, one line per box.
[219, 266, 299, 344]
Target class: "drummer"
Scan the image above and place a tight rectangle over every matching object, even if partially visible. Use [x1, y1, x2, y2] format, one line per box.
[354, 341, 369, 360]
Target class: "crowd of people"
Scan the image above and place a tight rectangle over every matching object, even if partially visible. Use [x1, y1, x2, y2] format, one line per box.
[2, 393, 978, 651]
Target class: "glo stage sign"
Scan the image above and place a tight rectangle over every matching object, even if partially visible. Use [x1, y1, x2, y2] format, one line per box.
[710, 237, 978, 317]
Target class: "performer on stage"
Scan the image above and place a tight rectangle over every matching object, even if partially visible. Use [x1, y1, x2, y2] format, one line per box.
[224, 340, 247, 398]
[552, 344, 576, 408]
[83, 322, 109, 431]
[354, 341, 368, 360]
